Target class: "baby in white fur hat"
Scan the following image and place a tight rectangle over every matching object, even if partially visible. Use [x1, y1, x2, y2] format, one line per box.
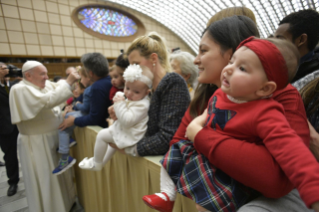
[79, 64, 153, 170]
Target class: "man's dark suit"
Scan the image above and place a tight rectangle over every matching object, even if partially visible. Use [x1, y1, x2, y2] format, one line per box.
[0, 82, 19, 186]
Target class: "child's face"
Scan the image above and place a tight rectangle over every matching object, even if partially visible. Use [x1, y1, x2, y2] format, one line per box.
[110, 67, 125, 89]
[80, 72, 91, 87]
[124, 80, 150, 101]
[73, 83, 84, 98]
[220, 46, 269, 101]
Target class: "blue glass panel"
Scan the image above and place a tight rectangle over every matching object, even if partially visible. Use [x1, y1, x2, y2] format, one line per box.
[78, 8, 138, 37]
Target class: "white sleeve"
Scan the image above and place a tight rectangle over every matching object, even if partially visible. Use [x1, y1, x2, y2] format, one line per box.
[113, 99, 149, 128]
[9, 81, 73, 124]
[124, 144, 139, 157]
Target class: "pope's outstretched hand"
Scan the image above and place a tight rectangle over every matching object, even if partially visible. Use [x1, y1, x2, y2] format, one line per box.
[66, 68, 80, 86]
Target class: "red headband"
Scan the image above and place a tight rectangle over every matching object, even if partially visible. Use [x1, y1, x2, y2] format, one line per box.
[236, 36, 288, 91]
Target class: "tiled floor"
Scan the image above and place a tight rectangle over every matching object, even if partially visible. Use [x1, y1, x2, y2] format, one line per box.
[0, 159, 28, 212]
[0, 150, 84, 212]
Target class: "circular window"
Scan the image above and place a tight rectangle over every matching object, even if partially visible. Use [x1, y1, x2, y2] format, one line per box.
[72, 4, 146, 42]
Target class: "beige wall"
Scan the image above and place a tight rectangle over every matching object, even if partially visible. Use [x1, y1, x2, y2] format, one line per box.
[0, 0, 194, 58]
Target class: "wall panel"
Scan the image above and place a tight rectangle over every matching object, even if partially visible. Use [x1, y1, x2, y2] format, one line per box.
[0, 0, 194, 58]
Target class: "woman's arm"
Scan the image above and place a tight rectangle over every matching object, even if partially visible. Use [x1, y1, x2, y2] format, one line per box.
[194, 85, 308, 198]
[136, 73, 190, 156]
[169, 107, 193, 146]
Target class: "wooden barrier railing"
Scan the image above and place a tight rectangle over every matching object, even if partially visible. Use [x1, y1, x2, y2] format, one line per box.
[71, 126, 197, 212]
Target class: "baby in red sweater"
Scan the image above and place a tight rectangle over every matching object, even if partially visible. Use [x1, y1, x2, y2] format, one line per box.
[143, 37, 319, 212]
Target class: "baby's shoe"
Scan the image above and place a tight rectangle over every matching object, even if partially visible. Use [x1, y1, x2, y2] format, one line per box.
[69, 138, 77, 147]
[78, 157, 103, 171]
[142, 192, 174, 212]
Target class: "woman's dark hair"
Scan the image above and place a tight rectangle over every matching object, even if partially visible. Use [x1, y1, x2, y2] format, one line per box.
[204, 15, 260, 54]
[115, 53, 129, 70]
[190, 15, 260, 118]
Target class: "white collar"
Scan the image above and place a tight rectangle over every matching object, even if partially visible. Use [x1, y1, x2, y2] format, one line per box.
[226, 94, 272, 104]
[227, 95, 247, 104]
[23, 79, 42, 90]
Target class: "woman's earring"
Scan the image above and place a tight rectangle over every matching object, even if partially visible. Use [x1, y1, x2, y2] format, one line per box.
[153, 63, 155, 67]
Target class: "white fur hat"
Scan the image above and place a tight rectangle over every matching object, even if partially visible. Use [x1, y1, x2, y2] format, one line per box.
[22, 60, 43, 73]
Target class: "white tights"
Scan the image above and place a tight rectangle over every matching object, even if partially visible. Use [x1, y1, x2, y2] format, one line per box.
[94, 128, 116, 165]
[158, 166, 176, 201]
[159, 167, 210, 211]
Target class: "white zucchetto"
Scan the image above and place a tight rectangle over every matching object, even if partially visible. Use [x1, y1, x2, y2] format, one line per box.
[22, 60, 43, 73]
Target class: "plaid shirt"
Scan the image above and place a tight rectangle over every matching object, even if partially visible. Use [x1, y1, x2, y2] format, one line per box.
[292, 70, 319, 91]
[292, 70, 319, 132]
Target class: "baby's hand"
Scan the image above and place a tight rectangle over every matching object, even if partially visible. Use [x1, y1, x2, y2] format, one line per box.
[113, 91, 125, 103]
[113, 95, 125, 103]
[75, 101, 81, 105]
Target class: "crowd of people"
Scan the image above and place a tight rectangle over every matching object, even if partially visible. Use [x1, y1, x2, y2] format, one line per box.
[0, 6, 319, 212]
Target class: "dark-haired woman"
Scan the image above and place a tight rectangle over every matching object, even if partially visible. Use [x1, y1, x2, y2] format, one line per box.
[145, 14, 312, 212]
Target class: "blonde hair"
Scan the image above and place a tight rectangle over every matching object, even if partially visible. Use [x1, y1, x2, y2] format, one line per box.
[207, 7, 256, 27]
[140, 65, 154, 83]
[126, 32, 171, 72]
[109, 65, 116, 72]
[78, 67, 88, 78]
[266, 38, 300, 84]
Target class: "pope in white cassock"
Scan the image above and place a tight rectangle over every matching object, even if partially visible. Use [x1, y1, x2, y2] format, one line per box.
[9, 61, 79, 212]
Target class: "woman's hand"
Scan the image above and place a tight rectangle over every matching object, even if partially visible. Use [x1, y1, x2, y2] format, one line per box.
[186, 109, 207, 141]
[308, 121, 319, 161]
[109, 143, 126, 154]
[312, 201, 319, 212]
[108, 105, 117, 121]
[59, 115, 75, 131]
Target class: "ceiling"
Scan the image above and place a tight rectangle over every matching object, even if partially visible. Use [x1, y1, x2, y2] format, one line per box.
[103, 0, 319, 53]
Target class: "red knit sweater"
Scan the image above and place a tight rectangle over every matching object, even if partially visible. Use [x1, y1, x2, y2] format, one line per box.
[170, 84, 314, 206]
[109, 86, 124, 103]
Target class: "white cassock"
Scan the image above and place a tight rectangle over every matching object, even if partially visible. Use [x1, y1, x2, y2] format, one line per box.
[9, 79, 76, 212]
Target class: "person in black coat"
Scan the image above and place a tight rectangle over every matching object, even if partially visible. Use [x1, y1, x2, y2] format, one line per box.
[0, 62, 19, 196]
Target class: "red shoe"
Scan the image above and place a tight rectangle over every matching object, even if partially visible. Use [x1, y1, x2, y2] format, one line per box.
[142, 192, 174, 212]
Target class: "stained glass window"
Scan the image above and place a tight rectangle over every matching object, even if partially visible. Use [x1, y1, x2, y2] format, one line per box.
[77, 8, 138, 37]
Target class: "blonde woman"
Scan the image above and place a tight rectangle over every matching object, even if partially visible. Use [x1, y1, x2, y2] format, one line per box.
[108, 32, 190, 156]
